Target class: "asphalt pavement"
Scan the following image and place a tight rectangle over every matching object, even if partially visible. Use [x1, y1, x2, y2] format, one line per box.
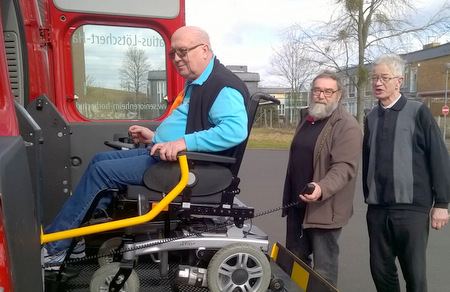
[237, 149, 450, 292]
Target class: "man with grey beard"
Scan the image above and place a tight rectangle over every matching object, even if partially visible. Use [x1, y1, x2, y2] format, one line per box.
[282, 70, 362, 287]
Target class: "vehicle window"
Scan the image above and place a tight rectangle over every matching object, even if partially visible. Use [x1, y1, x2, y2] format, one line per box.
[71, 25, 168, 120]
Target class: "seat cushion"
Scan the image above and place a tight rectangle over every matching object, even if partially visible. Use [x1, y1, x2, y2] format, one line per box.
[126, 160, 233, 205]
[143, 161, 233, 197]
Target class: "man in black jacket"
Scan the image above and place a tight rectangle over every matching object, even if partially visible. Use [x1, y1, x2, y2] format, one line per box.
[363, 53, 450, 292]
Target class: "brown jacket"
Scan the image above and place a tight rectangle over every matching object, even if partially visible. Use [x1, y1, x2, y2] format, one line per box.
[283, 104, 363, 229]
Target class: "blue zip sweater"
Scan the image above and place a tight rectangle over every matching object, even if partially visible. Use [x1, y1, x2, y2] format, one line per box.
[363, 95, 450, 213]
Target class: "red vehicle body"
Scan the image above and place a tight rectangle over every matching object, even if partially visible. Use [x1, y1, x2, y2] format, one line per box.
[0, 0, 185, 290]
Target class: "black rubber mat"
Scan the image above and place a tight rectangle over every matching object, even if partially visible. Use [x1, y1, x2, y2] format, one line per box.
[47, 256, 210, 292]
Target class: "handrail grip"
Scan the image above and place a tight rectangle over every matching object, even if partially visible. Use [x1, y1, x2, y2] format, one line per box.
[41, 155, 189, 244]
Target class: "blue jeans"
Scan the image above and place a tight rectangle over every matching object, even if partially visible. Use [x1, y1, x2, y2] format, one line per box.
[45, 147, 159, 254]
[286, 207, 342, 287]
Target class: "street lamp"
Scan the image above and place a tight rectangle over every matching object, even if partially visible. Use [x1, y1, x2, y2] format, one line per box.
[444, 63, 450, 140]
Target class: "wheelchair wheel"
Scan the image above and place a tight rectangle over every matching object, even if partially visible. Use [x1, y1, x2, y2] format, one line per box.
[207, 243, 271, 292]
[90, 262, 139, 292]
[98, 237, 123, 266]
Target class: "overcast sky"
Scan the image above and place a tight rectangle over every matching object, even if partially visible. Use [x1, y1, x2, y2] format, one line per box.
[185, 0, 450, 87]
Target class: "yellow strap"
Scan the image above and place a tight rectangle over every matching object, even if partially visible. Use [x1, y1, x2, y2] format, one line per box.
[167, 87, 186, 116]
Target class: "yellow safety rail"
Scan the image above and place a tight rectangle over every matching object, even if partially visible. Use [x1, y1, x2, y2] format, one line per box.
[41, 155, 189, 244]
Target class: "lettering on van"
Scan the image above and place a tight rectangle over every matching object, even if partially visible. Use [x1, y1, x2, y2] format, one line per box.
[72, 31, 164, 47]
[77, 102, 167, 111]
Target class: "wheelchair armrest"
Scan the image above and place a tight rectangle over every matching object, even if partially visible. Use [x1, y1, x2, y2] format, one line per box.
[178, 151, 236, 164]
[104, 140, 137, 150]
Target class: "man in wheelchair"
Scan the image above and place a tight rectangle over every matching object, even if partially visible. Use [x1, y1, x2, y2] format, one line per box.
[43, 25, 250, 268]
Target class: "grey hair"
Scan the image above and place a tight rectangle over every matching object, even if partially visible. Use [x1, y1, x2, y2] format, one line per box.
[372, 53, 405, 77]
[311, 70, 347, 100]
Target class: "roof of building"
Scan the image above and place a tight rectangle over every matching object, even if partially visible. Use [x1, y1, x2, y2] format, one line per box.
[344, 42, 450, 73]
[234, 71, 260, 82]
[258, 87, 290, 94]
[400, 42, 450, 63]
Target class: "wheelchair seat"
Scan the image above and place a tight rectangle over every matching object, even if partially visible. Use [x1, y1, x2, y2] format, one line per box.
[127, 156, 233, 204]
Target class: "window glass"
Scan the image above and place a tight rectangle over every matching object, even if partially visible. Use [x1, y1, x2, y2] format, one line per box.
[71, 25, 168, 120]
[349, 80, 355, 94]
[409, 67, 418, 93]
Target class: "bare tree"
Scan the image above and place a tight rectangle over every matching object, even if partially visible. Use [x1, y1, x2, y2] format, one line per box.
[282, 0, 450, 126]
[270, 30, 321, 123]
[84, 75, 95, 96]
[119, 46, 151, 99]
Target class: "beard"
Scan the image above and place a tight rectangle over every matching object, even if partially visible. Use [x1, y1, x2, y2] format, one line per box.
[308, 98, 339, 120]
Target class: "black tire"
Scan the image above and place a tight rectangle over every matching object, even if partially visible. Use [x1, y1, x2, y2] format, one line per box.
[207, 243, 271, 292]
[90, 262, 139, 292]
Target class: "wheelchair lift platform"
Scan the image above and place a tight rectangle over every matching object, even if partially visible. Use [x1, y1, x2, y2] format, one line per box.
[54, 254, 303, 292]
[50, 242, 336, 292]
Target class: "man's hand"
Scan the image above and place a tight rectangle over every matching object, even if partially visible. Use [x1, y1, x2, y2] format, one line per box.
[300, 182, 322, 203]
[431, 207, 449, 230]
[129, 125, 154, 144]
[150, 138, 187, 161]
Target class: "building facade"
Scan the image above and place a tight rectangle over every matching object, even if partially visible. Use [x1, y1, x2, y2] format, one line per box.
[342, 42, 450, 120]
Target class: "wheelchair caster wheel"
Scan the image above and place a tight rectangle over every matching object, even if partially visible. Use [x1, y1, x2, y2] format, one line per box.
[90, 263, 139, 292]
[98, 237, 122, 266]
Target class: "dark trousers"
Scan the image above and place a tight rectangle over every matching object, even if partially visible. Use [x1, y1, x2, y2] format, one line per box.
[366, 207, 429, 292]
[286, 207, 342, 287]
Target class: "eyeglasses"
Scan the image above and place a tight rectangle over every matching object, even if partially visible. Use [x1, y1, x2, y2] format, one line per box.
[168, 44, 205, 60]
[371, 76, 399, 83]
[311, 88, 340, 98]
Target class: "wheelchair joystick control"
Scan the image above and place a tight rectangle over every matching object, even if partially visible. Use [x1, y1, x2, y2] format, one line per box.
[104, 132, 138, 150]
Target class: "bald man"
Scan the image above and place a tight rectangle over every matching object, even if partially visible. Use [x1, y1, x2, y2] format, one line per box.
[43, 26, 250, 268]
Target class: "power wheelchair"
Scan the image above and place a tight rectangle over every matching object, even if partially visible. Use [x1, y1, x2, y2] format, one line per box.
[46, 92, 280, 292]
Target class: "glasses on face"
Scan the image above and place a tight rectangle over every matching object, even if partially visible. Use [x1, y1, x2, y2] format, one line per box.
[311, 88, 340, 98]
[371, 76, 399, 83]
[168, 44, 205, 60]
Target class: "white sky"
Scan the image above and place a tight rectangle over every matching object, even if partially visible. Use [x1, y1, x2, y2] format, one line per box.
[185, 0, 450, 87]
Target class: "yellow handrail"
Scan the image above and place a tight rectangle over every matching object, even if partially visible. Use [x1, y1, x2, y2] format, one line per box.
[41, 155, 189, 244]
